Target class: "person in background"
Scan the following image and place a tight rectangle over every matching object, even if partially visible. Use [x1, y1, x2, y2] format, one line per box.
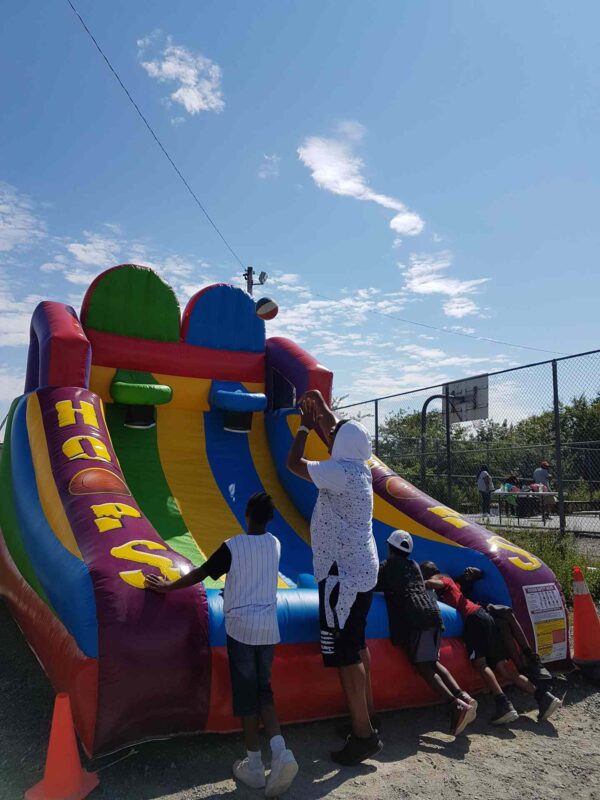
[476, 465, 494, 517]
[420, 561, 562, 726]
[286, 388, 381, 767]
[532, 460, 557, 518]
[533, 460, 552, 489]
[500, 474, 519, 517]
[145, 492, 298, 798]
[375, 530, 477, 736]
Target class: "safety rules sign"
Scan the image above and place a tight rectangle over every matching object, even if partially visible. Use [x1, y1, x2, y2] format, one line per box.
[523, 583, 568, 662]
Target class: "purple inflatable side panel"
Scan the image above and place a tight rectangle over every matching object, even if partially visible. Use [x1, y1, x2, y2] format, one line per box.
[34, 386, 210, 754]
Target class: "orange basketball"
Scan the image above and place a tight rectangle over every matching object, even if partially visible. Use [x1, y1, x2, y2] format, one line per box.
[69, 468, 130, 496]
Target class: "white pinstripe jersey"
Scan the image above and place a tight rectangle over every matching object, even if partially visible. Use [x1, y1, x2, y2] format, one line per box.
[222, 533, 281, 645]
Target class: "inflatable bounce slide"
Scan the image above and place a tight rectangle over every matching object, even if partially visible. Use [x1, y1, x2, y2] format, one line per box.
[0, 265, 568, 756]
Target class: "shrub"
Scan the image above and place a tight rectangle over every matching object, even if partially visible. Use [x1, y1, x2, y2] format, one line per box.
[497, 528, 600, 605]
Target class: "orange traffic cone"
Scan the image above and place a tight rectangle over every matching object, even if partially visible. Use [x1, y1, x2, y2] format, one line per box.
[572, 566, 600, 683]
[25, 693, 99, 800]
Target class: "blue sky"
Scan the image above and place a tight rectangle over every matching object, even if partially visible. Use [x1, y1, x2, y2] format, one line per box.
[1, 1, 599, 426]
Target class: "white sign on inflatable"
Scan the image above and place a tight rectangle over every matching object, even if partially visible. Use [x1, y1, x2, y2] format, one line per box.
[523, 583, 568, 662]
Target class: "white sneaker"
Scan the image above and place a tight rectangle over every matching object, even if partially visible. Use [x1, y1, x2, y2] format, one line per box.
[265, 749, 298, 797]
[233, 757, 266, 789]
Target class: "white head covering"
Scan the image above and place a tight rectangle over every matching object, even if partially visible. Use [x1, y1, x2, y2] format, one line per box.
[331, 420, 372, 462]
[387, 529, 413, 553]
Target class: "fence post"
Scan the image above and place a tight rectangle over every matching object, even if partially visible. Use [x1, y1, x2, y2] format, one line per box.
[444, 383, 453, 508]
[551, 360, 566, 536]
[374, 399, 379, 458]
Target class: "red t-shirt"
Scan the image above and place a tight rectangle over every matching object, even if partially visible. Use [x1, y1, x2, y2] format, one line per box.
[438, 576, 480, 618]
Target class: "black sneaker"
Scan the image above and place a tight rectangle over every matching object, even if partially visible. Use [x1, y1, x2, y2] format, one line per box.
[335, 715, 381, 739]
[491, 695, 519, 725]
[525, 653, 552, 683]
[537, 691, 562, 722]
[331, 733, 382, 766]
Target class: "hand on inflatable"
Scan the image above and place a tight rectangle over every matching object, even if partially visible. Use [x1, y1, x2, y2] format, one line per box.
[144, 573, 174, 593]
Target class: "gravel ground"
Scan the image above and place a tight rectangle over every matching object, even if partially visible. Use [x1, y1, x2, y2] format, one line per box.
[2, 601, 600, 800]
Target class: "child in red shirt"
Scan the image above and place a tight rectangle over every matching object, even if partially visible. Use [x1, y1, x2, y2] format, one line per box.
[420, 561, 561, 726]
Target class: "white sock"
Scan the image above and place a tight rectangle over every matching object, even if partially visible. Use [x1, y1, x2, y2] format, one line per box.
[247, 749, 263, 769]
[270, 734, 286, 759]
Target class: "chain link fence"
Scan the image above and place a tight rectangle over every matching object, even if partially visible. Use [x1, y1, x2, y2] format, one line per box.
[339, 349, 600, 536]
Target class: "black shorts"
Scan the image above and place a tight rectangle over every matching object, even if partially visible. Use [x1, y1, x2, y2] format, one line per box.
[319, 579, 373, 668]
[406, 625, 443, 664]
[463, 608, 506, 667]
[226, 635, 275, 717]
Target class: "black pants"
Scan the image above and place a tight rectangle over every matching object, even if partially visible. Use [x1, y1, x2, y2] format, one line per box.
[480, 491, 491, 515]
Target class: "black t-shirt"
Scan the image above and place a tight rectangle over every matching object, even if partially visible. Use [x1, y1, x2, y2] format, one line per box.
[375, 556, 443, 645]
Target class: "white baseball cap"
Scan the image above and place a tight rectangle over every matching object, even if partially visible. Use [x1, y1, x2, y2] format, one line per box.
[387, 529, 413, 554]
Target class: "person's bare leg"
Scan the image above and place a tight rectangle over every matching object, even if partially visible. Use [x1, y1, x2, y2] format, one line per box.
[360, 648, 376, 718]
[415, 662, 456, 703]
[435, 662, 464, 696]
[496, 661, 536, 695]
[241, 714, 262, 752]
[338, 663, 374, 738]
[473, 657, 504, 695]
[260, 703, 281, 739]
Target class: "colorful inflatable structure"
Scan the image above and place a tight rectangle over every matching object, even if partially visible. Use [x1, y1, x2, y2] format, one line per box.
[0, 265, 568, 755]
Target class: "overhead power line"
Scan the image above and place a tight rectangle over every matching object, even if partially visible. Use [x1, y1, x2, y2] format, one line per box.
[310, 291, 567, 356]
[66, 0, 245, 269]
[65, 1, 568, 359]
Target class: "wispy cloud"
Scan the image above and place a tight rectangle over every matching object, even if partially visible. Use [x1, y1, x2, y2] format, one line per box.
[0, 366, 25, 401]
[258, 154, 281, 180]
[39, 228, 215, 305]
[297, 122, 424, 239]
[0, 282, 45, 346]
[138, 32, 224, 117]
[0, 182, 46, 253]
[443, 297, 480, 318]
[400, 252, 488, 318]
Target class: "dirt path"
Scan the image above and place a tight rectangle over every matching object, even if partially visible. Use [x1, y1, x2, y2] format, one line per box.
[1, 601, 599, 800]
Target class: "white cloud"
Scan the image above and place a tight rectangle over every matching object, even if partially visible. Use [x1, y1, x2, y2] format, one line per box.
[66, 232, 119, 267]
[401, 251, 489, 318]
[448, 324, 476, 335]
[258, 154, 281, 180]
[138, 33, 224, 116]
[0, 182, 46, 253]
[297, 124, 424, 237]
[335, 120, 367, 142]
[0, 284, 46, 346]
[443, 297, 479, 318]
[0, 365, 25, 401]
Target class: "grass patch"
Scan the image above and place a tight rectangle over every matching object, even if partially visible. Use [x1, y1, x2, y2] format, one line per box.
[496, 529, 600, 605]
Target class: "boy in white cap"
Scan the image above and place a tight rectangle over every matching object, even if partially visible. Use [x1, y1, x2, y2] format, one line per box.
[375, 530, 477, 735]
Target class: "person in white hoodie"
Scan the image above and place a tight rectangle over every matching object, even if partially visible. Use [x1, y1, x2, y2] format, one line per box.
[287, 389, 381, 767]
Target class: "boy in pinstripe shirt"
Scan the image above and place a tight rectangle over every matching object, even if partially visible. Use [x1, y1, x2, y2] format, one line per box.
[145, 492, 298, 797]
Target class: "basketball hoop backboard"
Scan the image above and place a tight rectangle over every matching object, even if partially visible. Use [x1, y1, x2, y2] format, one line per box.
[443, 375, 489, 423]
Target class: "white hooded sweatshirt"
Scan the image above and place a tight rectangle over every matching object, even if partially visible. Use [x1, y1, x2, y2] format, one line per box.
[306, 420, 379, 629]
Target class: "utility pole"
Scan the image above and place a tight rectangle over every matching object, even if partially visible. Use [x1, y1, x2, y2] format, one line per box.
[243, 267, 268, 295]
